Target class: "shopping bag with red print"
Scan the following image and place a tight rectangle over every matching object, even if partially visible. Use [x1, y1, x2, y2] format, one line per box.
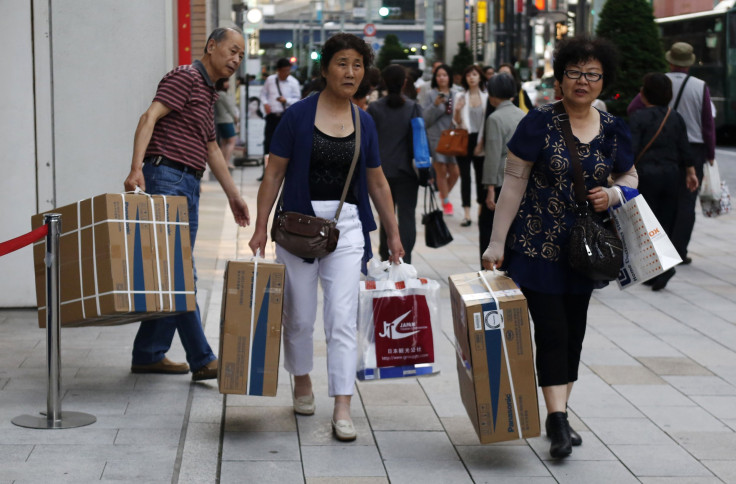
[357, 260, 440, 380]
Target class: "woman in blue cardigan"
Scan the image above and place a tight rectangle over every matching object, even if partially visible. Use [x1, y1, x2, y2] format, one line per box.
[249, 33, 404, 442]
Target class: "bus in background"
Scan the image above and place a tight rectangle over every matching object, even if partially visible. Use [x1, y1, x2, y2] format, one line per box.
[656, 0, 736, 140]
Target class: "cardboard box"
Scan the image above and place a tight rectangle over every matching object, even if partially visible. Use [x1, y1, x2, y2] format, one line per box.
[219, 259, 284, 395]
[31, 193, 195, 327]
[449, 270, 540, 444]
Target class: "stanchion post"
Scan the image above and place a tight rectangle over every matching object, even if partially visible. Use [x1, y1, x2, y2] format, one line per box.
[12, 214, 96, 429]
[46, 213, 62, 424]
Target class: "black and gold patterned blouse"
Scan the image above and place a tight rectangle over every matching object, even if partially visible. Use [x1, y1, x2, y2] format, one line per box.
[505, 103, 634, 293]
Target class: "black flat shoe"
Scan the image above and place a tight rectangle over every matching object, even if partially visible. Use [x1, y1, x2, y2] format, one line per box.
[460, 218, 471, 227]
[546, 412, 572, 458]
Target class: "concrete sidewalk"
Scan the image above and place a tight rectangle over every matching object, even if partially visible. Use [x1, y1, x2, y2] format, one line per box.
[1, 161, 735, 483]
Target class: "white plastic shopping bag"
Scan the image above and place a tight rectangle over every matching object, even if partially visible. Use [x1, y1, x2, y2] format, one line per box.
[610, 187, 681, 288]
[701, 181, 732, 218]
[357, 259, 440, 380]
[700, 160, 722, 201]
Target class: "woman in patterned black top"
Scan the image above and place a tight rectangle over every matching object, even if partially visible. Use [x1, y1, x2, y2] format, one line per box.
[482, 37, 638, 459]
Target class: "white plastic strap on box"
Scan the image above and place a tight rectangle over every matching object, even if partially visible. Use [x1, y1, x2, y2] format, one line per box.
[38, 288, 193, 312]
[143, 191, 165, 310]
[76, 201, 86, 320]
[247, 248, 261, 394]
[478, 271, 523, 440]
[91, 199, 101, 316]
[120, 194, 133, 311]
[161, 195, 173, 309]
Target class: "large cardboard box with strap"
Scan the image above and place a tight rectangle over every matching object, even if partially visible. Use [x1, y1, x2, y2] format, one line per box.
[218, 259, 284, 396]
[31, 193, 196, 327]
[449, 270, 540, 444]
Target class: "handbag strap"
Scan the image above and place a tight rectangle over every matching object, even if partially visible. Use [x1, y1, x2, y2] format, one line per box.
[635, 107, 671, 165]
[673, 75, 690, 110]
[424, 185, 439, 214]
[334, 103, 361, 221]
[553, 101, 587, 206]
[275, 77, 286, 107]
[275, 103, 361, 220]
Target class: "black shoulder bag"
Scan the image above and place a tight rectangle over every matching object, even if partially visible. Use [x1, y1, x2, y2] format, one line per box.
[422, 184, 453, 248]
[554, 102, 623, 281]
[270, 104, 361, 259]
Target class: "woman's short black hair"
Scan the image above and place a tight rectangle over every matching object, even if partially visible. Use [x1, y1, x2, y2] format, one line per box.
[430, 64, 453, 89]
[641, 72, 673, 107]
[320, 33, 374, 78]
[487, 73, 517, 100]
[460, 65, 486, 92]
[553, 36, 618, 90]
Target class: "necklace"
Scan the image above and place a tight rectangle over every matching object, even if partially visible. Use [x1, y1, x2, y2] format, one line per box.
[340, 123, 344, 131]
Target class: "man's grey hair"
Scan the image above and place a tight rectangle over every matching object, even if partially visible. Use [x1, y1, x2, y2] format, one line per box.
[204, 27, 243, 54]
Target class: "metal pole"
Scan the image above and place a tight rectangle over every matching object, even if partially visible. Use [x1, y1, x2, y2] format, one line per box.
[424, 0, 435, 72]
[12, 214, 96, 429]
[576, 0, 587, 35]
[340, 0, 346, 31]
[308, 2, 315, 79]
[45, 214, 62, 423]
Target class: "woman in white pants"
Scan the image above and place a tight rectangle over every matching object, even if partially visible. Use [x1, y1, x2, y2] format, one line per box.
[249, 33, 403, 441]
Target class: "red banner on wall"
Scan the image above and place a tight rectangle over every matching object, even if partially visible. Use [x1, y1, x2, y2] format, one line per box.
[177, 0, 191, 66]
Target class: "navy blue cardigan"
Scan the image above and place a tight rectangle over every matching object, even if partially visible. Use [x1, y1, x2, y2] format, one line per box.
[270, 92, 381, 268]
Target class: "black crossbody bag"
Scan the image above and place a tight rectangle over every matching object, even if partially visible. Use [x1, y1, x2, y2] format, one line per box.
[554, 102, 623, 281]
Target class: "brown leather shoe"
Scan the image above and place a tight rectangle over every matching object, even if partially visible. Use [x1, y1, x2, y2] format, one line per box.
[131, 357, 189, 374]
[192, 359, 218, 381]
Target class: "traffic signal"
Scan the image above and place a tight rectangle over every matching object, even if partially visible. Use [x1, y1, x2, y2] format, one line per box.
[535, 0, 545, 9]
[379, 6, 401, 17]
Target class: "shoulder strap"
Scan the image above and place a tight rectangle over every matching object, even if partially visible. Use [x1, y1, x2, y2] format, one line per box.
[275, 77, 286, 107]
[553, 101, 587, 205]
[673, 75, 690, 110]
[635, 107, 671, 165]
[334, 103, 362, 221]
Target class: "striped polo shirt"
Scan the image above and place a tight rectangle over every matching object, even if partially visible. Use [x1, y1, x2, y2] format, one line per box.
[146, 60, 218, 171]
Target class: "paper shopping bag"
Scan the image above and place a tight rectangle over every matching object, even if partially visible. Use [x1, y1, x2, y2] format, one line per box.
[611, 191, 682, 288]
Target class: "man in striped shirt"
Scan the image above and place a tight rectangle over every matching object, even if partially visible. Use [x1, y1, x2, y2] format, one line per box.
[124, 27, 249, 381]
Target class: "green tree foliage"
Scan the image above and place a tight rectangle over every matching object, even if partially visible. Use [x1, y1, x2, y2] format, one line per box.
[451, 42, 474, 78]
[595, 0, 667, 116]
[376, 34, 409, 70]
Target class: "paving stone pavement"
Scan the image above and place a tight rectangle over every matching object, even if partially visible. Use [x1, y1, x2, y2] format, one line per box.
[1, 158, 736, 483]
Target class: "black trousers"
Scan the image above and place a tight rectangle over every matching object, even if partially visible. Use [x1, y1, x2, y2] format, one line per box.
[478, 185, 500, 270]
[637, 162, 680, 237]
[456, 132, 485, 208]
[521, 287, 592, 387]
[671, 142, 706, 259]
[379, 177, 419, 264]
[263, 113, 283, 155]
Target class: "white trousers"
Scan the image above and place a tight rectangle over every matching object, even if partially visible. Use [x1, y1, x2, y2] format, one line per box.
[276, 201, 364, 397]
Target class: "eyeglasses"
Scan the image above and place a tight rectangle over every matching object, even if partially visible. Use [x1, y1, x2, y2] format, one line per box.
[564, 70, 603, 82]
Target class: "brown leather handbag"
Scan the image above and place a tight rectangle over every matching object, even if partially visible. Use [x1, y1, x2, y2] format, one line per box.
[435, 128, 468, 157]
[270, 104, 361, 259]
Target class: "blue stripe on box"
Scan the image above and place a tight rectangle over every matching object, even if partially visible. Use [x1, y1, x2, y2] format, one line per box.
[482, 301, 501, 431]
[133, 207, 146, 311]
[174, 209, 186, 310]
[248, 275, 271, 395]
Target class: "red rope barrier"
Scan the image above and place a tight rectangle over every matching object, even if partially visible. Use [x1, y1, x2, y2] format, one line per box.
[0, 225, 49, 257]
